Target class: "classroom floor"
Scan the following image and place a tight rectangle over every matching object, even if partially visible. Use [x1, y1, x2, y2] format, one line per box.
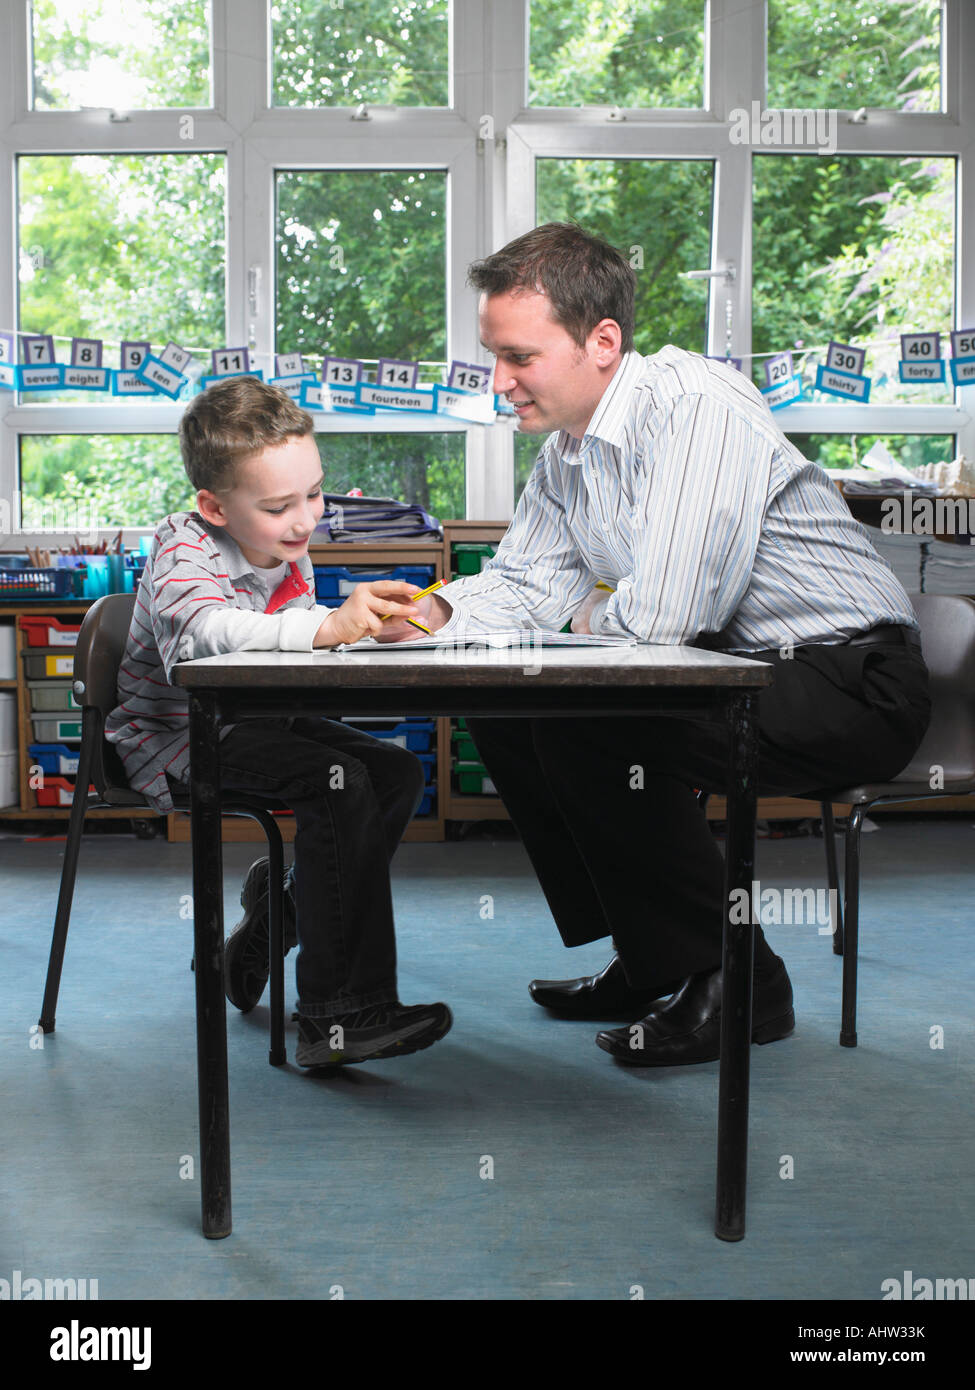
[2, 817, 973, 1303]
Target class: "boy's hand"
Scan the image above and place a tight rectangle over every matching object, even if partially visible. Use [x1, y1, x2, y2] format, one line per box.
[376, 591, 452, 643]
[313, 581, 424, 648]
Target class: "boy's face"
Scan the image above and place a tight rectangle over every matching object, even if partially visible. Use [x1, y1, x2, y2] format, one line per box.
[198, 433, 325, 570]
[479, 288, 622, 439]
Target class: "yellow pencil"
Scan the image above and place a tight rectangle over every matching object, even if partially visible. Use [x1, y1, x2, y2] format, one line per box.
[381, 577, 445, 626]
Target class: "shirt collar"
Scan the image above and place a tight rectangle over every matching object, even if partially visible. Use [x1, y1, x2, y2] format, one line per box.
[550, 351, 644, 463]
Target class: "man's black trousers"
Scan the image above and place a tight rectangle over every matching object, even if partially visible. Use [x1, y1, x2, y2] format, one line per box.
[467, 631, 931, 990]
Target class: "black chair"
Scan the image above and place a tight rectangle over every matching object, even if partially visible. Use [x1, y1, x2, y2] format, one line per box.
[37, 593, 290, 1065]
[814, 594, 975, 1047]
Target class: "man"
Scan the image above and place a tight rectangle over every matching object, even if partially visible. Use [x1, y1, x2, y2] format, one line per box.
[398, 222, 930, 1067]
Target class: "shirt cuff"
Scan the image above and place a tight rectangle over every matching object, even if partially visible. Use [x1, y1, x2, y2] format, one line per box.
[280, 605, 336, 650]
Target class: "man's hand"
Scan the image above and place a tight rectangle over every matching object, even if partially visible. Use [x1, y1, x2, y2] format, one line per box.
[312, 581, 425, 647]
[376, 591, 453, 643]
[570, 589, 610, 635]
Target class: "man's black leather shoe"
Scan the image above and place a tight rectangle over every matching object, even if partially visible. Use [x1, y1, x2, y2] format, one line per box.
[529, 954, 682, 1020]
[595, 957, 795, 1065]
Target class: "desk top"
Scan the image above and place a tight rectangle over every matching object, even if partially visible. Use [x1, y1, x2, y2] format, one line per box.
[173, 644, 774, 691]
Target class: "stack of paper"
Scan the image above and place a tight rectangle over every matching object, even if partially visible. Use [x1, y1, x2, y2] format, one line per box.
[316, 493, 442, 542]
[865, 527, 925, 594]
[922, 537, 975, 595]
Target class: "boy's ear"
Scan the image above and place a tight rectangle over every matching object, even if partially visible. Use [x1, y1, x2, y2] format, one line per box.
[196, 489, 228, 528]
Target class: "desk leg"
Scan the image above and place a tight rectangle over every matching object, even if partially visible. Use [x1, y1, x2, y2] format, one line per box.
[189, 691, 232, 1239]
[715, 691, 758, 1241]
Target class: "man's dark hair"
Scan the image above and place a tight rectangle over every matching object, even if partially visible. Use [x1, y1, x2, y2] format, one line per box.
[467, 222, 636, 354]
[179, 375, 314, 493]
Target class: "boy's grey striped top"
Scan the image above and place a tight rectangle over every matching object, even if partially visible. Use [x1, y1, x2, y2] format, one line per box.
[105, 513, 333, 812]
[436, 346, 917, 650]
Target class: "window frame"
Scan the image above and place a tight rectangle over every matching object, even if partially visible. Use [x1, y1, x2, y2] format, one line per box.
[0, 0, 971, 550]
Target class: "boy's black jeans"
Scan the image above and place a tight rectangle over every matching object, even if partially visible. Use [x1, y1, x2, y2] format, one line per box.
[195, 717, 426, 1017]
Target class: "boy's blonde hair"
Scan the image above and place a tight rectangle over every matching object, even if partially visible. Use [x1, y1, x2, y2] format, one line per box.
[179, 376, 315, 493]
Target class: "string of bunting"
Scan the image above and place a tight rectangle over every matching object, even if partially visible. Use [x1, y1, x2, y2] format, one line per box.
[0, 331, 503, 423]
[2, 329, 974, 416]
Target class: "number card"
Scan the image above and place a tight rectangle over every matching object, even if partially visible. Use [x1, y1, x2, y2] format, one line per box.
[71, 338, 102, 368]
[761, 376, 803, 410]
[211, 347, 251, 377]
[115, 340, 157, 394]
[826, 341, 865, 376]
[121, 341, 151, 373]
[20, 333, 63, 391]
[358, 381, 436, 414]
[0, 332, 15, 390]
[816, 341, 871, 402]
[950, 328, 975, 387]
[64, 337, 109, 390]
[376, 358, 419, 390]
[899, 333, 944, 384]
[447, 361, 492, 394]
[764, 352, 793, 390]
[137, 343, 192, 400]
[22, 334, 55, 366]
[323, 357, 362, 389]
[275, 352, 304, 377]
[158, 341, 193, 373]
[434, 384, 498, 422]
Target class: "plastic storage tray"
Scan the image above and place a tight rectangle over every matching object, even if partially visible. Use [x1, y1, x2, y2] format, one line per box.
[19, 615, 82, 648]
[313, 564, 435, 599]
[31, 712, 82, 742]
[22, 652, 75, 679]
[28, 680, 81, 711]
[34, 776, 94, 807]
[29, 742, 81, 775]
[341, 717, 436, 752]
[0, 568, 77, 599]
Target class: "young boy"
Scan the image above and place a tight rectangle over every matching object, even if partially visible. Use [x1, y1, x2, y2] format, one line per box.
[105, 376, 452, 1067]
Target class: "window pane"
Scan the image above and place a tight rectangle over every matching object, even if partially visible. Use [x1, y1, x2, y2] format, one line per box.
[20, 436, 192, 529]
[18, 155, 226, 402]
[272, 0, 449, 108]
[767, 0, 942, 113]
[786, 434, 954, 472]
[276, 169, 446, 365]
[536, 158, 713, 356]
[31, 0, 211, 110]
[314, 433, 464, 520]
[529, 0, 706, 108]
[752, 155, 954, 406]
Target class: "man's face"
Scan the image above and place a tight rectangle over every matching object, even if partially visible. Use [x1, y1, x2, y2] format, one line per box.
[479, 289, 613, 439]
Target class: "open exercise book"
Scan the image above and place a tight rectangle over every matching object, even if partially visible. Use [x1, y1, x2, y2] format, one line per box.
[331, 630, 640, 652]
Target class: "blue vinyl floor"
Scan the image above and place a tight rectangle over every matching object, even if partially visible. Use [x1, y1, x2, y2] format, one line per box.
[1, 817, 973, 1304]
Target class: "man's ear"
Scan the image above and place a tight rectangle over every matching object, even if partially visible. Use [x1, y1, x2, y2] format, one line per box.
[591, 317, 623, 367]
[196, 489, 228, 528]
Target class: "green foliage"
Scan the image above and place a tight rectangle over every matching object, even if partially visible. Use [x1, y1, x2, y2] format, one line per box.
[767, 0, 941, 113]
[31, 0, 209, 109]
[529, 0, 706, 107]
[272, 0, 449, 107]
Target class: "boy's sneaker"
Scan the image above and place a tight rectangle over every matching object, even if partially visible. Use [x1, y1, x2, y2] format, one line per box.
[224, 858, 298, 1013]
[295, 1001, 453, 1068]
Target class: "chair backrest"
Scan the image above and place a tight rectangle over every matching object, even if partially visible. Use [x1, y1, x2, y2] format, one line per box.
[72, 593, 142, 802]
[910, 594, 975, 783]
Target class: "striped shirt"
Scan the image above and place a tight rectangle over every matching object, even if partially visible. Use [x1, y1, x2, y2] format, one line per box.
[105, 513, 334, 812]
[436, 346, 917, 650]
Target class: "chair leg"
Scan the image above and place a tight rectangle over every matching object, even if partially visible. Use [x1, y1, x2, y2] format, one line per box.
[820, 801, 844, 956]
[840, 804, 868, 1048]
[38, 714, 98, 1033]
[224, 803, 287, 1066]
